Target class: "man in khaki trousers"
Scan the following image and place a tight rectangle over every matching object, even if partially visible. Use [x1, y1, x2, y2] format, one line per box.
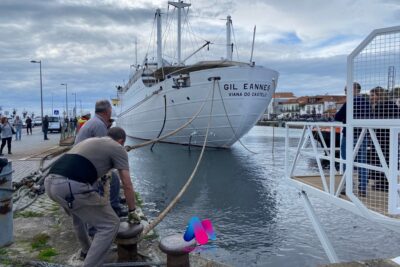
[45, 127, 137, 267]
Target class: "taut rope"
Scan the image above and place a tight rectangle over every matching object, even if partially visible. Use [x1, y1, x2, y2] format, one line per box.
[137, 78, 217, 240]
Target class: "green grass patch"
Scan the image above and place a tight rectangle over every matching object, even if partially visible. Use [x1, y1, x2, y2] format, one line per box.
[14, 211, 43, 218]
[0, 257, 13, 266]
[135, 192, 143, 207]
[143, 230, 159, 241]
[37, 248, 57, 261]
[31, 233, 50, 249]
[0, 248, 7, 255]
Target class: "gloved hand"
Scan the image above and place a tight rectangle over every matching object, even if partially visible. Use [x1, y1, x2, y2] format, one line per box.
[128, 209, 141, 225]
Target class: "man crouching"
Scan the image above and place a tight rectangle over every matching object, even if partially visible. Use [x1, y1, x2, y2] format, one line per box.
[44, 127, 136, 267]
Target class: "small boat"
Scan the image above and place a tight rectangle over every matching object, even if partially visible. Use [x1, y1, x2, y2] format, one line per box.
[116, 1, 279, 148]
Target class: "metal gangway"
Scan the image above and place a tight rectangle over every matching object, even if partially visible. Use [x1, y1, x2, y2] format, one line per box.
[285, 26, 400, 263]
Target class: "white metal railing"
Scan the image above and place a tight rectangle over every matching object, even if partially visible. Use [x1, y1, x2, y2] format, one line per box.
[285, 121, 344, 195]
[285, 121, 400, 216]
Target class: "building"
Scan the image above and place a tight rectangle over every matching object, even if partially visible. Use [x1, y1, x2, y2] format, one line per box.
[264, 92, 296, 120]
[263, 93, 346, 120]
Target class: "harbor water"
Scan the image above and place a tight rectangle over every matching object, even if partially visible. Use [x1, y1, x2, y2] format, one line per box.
[127, 126, 400, 267]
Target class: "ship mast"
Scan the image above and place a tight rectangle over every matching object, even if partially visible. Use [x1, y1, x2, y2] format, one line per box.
[226, 15, 232, 61]
[156, 8, 162, 69]
[168, 1, 191, 65]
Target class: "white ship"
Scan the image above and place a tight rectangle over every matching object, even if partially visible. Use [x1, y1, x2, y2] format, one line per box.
[116, 2, 279, 148]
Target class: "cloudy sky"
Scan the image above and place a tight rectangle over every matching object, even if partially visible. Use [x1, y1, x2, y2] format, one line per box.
[1, 0, 399, 117]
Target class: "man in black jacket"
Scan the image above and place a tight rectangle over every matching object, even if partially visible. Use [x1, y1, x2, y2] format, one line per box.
[369, 86, 400, 191]
[334, 82, 371, 196]
[42, 115, 49, 140]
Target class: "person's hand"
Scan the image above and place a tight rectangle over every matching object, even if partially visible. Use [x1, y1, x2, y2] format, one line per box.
[128, 209, 141, 224]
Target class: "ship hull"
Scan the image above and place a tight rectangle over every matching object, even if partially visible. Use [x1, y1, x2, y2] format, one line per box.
[117, 64, 278, 148]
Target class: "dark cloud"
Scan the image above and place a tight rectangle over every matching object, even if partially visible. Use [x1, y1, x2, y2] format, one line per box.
[0, 1, 154, 27]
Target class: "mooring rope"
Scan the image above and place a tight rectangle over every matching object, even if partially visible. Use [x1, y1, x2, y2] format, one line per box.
[138, 78, 217, 240]
[215, 80, 258, 154]
[150, 95, 167, 151]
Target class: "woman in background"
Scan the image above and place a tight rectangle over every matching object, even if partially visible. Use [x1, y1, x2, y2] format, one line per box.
[0, 117, 14, 155]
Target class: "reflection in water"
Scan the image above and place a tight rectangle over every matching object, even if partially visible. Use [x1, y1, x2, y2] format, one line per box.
[126, 126, 400, 267]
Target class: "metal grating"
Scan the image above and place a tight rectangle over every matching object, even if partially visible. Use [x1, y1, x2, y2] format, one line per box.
[349, 27, 400, 215]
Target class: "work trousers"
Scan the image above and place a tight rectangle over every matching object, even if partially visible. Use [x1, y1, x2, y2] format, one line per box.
[44, 174, 120, 267]
[0, 137, 12, 154]
[341, 133, 368, 193]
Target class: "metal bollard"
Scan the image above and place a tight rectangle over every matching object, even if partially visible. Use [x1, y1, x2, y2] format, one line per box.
[115, 222, 144, 262]
[159, 234, 196, 267]
[0, 161, 13, 247]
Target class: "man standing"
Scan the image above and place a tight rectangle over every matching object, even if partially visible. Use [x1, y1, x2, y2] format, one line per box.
[44, 127, 137, 267]
[13, 116, 23, 141]
[75, 100, 123, 216]
[335, 82, 371, 196]
[43, 115, 49, 140]
[26, 116, 32, 135]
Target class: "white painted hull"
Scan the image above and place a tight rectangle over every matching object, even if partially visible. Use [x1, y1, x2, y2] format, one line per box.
[117, 64, 278, 148]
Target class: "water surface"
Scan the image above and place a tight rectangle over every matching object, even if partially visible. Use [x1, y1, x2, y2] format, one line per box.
[127, 126, 400, 266]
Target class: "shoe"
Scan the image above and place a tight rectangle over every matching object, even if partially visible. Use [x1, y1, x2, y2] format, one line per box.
[8, 152, 12, 155]
[78, 250, 87, 261]
[0, 154, 3, 156]
[115, 206, 129, 217]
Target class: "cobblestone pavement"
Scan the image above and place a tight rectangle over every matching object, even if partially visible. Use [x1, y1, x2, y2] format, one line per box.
[1, 127, 68, 215]
[3, 126, 61, 161]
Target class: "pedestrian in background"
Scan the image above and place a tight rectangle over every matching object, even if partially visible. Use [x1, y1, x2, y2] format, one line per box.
[26, 116, 32, 135]
[0, 117, 14, 155]
[14, 115, 23, 141]
[43, 115, 49, 140]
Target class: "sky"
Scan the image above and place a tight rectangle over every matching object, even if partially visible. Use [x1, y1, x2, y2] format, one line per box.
[1, 0, 399, 117]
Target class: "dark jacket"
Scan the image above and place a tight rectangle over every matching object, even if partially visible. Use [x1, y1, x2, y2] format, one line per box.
[334, 95, 371, 136]
[42, 117, 49, 130]
[372, 100, 400, 119]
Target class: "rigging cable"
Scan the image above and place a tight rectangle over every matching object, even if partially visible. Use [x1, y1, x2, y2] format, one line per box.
[230, 21, 240, 61]
[138, 77, 216, 240]
[150, 94, 167, 151]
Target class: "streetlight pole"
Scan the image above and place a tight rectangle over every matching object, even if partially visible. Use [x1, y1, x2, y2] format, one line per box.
[72, 93, 77, 118]
[61, 83, 68, 118]
[30, 60, 43, 120]
[79, 100, 82, 115]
